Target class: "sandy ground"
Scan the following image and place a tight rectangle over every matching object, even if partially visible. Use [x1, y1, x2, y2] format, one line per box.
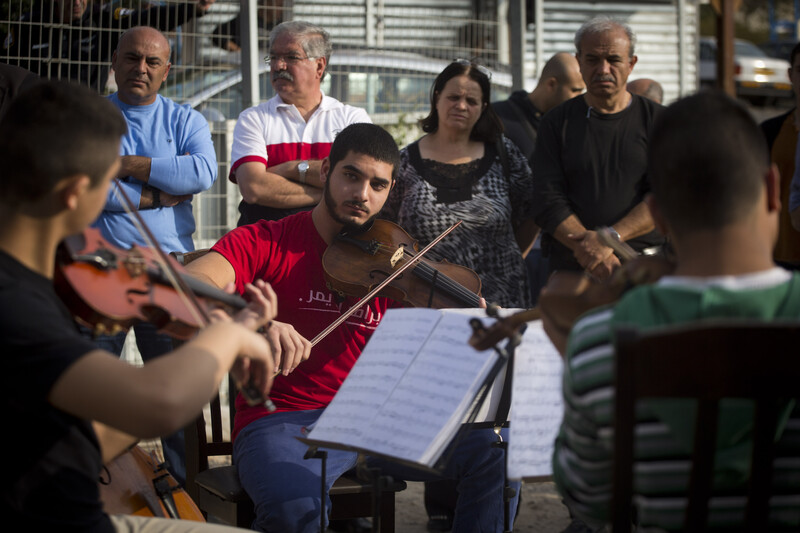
[390, 480, 571, 533]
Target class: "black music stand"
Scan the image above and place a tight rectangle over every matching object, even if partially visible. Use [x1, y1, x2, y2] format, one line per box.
[301, 307, 523, 533]
[467, 304, 526, 533]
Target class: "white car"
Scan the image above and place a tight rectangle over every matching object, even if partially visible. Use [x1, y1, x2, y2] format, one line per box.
[162, 49, 524, 127]
[699, 37, 792, 105]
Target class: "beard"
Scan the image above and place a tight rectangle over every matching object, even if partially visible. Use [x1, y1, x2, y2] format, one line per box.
[323, 180, 376, 233]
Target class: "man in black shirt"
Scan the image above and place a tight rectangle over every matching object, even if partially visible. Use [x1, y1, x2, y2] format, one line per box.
[493, 52, 584, 168]
[3, 0, 214, 93]
[532, 16, 664, 280]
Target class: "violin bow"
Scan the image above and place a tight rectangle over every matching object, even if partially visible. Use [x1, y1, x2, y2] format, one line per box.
[112, 179, 275, 410]
[112, 179, 210, 326]
[310, 220, 464, 347]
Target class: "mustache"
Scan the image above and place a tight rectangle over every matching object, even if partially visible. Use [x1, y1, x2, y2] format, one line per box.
[343, 200, 367, 211]
[272, 70, 294, 82]
[593, 75, 615, 83]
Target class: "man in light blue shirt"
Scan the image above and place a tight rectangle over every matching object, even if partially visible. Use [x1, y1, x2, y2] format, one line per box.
[91, 25, 217, 485]
[95, 25, 217, 254]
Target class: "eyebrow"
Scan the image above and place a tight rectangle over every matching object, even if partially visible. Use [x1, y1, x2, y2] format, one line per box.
[124, 52, 165, 62]
[342, 163, 391, 186]
[585, 52, 624, 60]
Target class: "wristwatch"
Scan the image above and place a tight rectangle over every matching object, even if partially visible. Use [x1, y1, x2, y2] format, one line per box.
[298, 160, 310, 184]
[149, 185, 161, 209]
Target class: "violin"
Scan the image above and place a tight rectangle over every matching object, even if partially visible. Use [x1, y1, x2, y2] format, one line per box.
[55, 227, 247, 340]
[55, 227, 275, 408]
[99, 445, 204, 521]
[469, 230, 675, 352]
[322, 219, 482, 309]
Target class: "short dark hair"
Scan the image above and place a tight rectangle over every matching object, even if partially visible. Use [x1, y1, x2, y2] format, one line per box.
[790, 41, 800, 67]
[0, 81, 127, 204]
[328, 123, 400, 181]
[648, 91, 768, 236]
[419, 60, 503, 143]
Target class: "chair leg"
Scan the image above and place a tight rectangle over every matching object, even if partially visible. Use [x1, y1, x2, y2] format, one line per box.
[379, 493, 396, 533]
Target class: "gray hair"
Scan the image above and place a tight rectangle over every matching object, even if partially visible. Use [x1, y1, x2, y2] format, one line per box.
[269, 21, 332, 79]
[574, 16, 636, 58]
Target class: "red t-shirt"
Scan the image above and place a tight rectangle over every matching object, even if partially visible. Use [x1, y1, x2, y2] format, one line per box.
[211, 211, 397, 439]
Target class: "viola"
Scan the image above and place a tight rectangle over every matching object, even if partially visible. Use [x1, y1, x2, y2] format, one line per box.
[322, 219, 482, 309]
[55, 227, 247, 340]
[469, 236, 675, 352]
[99, 445, 204, 521]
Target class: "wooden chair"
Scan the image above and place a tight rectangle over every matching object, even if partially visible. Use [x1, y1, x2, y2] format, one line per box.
[184, 376, 406, 531]
[612, 321, 800, 532]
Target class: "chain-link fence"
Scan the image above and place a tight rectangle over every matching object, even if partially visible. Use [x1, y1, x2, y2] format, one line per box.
[0, 0, 507, 247]
[0, 0, 698, 248]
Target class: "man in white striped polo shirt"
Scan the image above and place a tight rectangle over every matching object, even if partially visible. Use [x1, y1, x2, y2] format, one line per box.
[229, 20, 371, 227]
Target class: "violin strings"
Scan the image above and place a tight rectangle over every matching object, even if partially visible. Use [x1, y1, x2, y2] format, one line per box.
[368, 241, 480, 306]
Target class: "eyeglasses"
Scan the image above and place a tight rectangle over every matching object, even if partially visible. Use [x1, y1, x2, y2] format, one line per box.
[453, 58, 492, 80]
[264, 54, 317, 66]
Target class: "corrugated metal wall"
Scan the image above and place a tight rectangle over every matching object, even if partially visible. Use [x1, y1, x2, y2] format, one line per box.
[527, 1, 698, 104]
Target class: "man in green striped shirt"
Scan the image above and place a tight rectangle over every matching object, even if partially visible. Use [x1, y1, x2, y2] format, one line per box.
[547, 91, 800, 531]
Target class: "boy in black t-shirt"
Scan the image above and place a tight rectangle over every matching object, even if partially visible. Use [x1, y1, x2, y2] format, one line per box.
[0, 80, 276, 532]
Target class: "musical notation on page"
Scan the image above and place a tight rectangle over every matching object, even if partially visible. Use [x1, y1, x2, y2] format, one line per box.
[507, 321, 564, 480]
[300, 308, 504, 469]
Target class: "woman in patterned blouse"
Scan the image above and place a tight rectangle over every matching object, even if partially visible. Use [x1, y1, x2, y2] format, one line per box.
[381, 59, 538, 310]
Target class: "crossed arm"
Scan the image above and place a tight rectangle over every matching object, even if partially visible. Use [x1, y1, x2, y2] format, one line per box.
[551, 202, 654, 280]
[235, 160, 323, 209]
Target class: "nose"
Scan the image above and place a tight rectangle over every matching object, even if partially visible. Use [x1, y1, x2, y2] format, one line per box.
[353, 180, 370, 202]
[598, 59, 611, 74]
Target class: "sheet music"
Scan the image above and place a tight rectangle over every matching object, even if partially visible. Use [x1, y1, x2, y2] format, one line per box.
[507, 321, 564, 480]
[304, 308, 500, 467]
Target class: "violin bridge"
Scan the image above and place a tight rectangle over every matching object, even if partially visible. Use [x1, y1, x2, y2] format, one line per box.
[390, 246, 404, 268]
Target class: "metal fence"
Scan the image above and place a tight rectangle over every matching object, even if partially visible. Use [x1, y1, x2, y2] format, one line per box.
[0, 0, 506, 248]
[0, 0, 698, 249]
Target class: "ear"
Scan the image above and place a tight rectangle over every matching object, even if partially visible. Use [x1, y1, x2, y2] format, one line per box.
[319, 157, 330, 184]
[645, 193, 669, 237]
[162, 61, 171, 83]
[628, 54, 638, 72]
[316, 56, 327, 80]
[60, 175, 91, 211]
[111, 50, 118, 71]
[766, 162, 781, 213]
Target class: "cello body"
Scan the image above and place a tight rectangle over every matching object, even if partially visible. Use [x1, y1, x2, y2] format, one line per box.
[99, 445, 205, 522]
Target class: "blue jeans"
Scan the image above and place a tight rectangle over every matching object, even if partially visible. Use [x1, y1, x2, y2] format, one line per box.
[234, 409, 519, 533]
[90, 322, 187, 486]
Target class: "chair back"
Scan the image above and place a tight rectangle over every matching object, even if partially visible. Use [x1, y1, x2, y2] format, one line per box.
[184, 375, 236, 502]
[612, 321, 800, 532]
